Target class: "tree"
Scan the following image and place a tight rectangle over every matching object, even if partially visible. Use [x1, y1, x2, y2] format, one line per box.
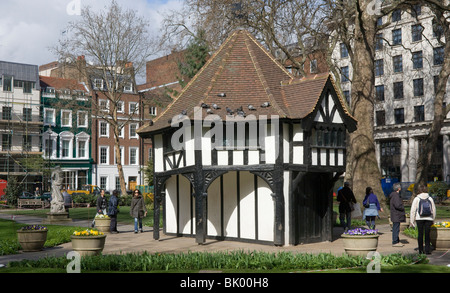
[54, 1, 156, 195]
[411, 0, 450, 189]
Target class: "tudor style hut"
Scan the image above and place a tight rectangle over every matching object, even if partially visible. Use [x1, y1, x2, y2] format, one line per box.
[137, 30, 357, 246]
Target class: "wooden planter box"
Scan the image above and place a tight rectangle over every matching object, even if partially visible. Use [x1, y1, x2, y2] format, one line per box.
[17, 229, 48, 252]
[341, 234, 379, 257]
[71, 235, 106, 256]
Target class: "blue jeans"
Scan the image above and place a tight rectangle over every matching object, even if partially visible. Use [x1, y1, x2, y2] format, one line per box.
[134, 217, 143, 232]
[392, 222, 400, 244]
[339, 212, 352, 230]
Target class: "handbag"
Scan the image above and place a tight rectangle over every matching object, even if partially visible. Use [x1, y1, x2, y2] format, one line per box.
[351, 203, 362, 218]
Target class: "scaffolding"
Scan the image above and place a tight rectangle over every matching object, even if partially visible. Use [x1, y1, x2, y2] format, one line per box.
[0, 86, 46, 195]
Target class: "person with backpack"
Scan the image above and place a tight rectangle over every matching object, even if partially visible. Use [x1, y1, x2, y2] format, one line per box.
[410, 184, 436, 254]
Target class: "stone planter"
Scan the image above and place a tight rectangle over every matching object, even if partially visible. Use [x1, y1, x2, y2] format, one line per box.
[430, 228, 450, 251]
[95, 218, 111, 233]
[341, 234, 379, 257]
[71, 235, 106, 256]
[17, 229, 48, 252]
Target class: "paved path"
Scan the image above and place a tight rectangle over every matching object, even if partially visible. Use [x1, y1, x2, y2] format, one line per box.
[1, 212, 450, 268]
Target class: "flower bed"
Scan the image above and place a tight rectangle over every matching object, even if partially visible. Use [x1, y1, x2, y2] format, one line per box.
[73, 229, 104, 236]
[71, 229, 106, 256]
[343, 228, 378, 236]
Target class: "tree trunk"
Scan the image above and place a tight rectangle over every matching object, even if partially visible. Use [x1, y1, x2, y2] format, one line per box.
[347, 0, 385, 210]
[113, 130, 127, 196]
[415, 34, 450, 190]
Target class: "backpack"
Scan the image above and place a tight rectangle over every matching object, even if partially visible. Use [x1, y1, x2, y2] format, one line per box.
[418, 198, 432, 217]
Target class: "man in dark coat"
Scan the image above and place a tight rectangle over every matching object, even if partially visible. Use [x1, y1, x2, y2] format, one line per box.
[389, 183, 406, 247]
[337, 182, 357, 231]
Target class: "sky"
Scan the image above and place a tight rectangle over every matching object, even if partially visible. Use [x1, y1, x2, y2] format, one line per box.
[0, 0, 182, 68]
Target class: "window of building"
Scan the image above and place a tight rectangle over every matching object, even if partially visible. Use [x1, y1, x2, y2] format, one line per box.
[99, 121, 109, 137]
[44, 108, 55, 125]
[116, 101, 124, 113]
[77, 139, 87, 158]
[23, 135, 32, 152]
[392, 29, 402, 46]
[61, 110, 72, 127]
[100, 146, 109, 164]
[129, 123, 138, 138]
[392, 9, 402, 22]
[434, 47, 444, 65]
[414, 105, 425, 122]
[149, 107, 157, 116]
[393, 82, 404, 99]
[375, 85, 385, 101]
[44, 137, 55, 158]
[23, 108, 32, 122]
[3, 76, 12, 92]
[394, 108, 404, 124]
[341, 66, 349, 83]
[61, 139, 70, 158]
[376, 110, 385, 126]
[375, 33, 383, 51]
[393, 55, 403, 73]
[375, 59, 384, 76]
[94, 79, 104, 90]
[148, 147, 152, 160]
[115, 176, 121, 191]
[2, 106, 11, 120]
[411, 24, 423, 42]
[129, 102, 138, 114]
[434, 75, 439, 93]
[77, 111, 88, 128]
[413, 78, 424, 96]
[340, 43, 348, 58]
[310, 59, 318, 73]
[412, 51, 423, 69]
[2, 134, 11, 151]
[99, 99, 109, 111]
[129, 147, 138, 165]
[124, 82, 133, 92]
[100, 176, 108, 190]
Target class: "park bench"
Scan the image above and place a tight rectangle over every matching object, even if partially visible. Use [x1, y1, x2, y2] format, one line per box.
[18, 198, 45, 209]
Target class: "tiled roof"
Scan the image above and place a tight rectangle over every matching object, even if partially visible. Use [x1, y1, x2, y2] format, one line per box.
[39, 75, 88, 92]
[137, 30, 353, 136]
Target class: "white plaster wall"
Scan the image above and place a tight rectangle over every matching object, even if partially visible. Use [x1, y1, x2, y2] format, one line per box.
[154, 134, 164, 172]
[239, 171, 256, 240]
[179, 175, 193, 234]
[165, 176, 177, 234]
[257, 176, 274, 241]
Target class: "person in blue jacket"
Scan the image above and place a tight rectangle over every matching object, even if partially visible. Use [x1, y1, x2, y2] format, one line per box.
[363, 187, 384, 229]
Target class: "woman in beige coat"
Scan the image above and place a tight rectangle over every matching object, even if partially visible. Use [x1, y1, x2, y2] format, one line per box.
[130, 189, 147, 233]
[410, 184, 436, 254]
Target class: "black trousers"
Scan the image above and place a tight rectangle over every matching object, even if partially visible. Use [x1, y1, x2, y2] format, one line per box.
[416, 220, 433, 254]
[110, 214, 118, 232]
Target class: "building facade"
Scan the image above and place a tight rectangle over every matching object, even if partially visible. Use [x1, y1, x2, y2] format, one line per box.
[138, 30, 356, 246]
[40, 76, 93, 191]
[0, 61, 42, 192]
[333, 5, 450, 184]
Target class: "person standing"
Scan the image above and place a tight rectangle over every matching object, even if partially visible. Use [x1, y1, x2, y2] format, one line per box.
[363, 187, 383, 229]
[108, 190, 119, 233]
[337, 182, 357, 231]
[389, 183, 406, 247]
[92, 189, 108, 227]
[410, 184, 436, 254]
[130, 189, 147, 233]
[62, 188, 73, 212]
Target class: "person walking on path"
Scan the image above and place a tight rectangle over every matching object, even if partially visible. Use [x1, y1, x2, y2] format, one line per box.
[389, 183, 406, 247]
[363, 187, 383, 229]
[130, 189, 147, 233]
[337, 182, 357, 231]
[410, 184, 436, 254]
[92, 189, 108, 227]
[108, 190, 120, 233]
